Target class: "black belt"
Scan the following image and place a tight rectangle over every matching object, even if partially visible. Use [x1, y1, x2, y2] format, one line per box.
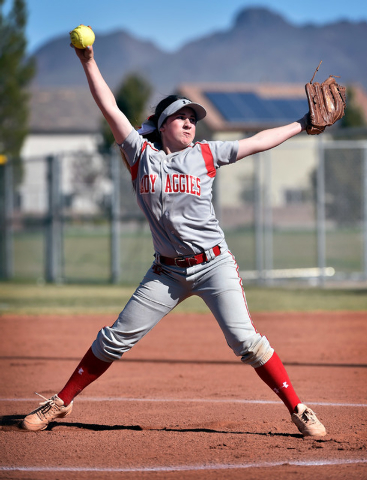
[159, 245, 221, 268]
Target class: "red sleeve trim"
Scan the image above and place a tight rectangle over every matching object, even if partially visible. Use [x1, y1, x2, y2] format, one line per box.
[131, 141, 148, 182]
[200, 143, 216, 178]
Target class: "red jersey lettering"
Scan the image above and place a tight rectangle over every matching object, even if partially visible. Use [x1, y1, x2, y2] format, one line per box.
[172, 174, 179, 193]
[164, 174, 201, 196]
[165, 175, 172, 193]
[179, 175, 186, 193]
[150, 174, 157, 193]
[140, 174, 157, 194]
[196, 177, 201, 196]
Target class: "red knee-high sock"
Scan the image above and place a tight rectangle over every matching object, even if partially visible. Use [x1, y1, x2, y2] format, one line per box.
[254, 352, 300, 414]
[57, 347, 112, 406]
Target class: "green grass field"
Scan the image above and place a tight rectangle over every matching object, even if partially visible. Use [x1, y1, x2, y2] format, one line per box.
[11, 225, 365, 284]
[4, 222, 367, 315]
[1, 282, 367, 315]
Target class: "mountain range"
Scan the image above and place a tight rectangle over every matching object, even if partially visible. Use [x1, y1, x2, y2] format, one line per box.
[32, 7, 367, 93]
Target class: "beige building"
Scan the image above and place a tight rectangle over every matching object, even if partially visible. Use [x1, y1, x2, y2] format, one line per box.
[20, 82, 367, 224]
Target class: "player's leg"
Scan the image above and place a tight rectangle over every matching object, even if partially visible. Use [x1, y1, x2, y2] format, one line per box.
[194, 250, 275, 366]
[194, 250, 326, 436]
[21, 263, 188, 431]
[57, 266, 182, 406]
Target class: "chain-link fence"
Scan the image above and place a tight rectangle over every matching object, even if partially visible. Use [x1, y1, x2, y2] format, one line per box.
[1, 138, 367, 285]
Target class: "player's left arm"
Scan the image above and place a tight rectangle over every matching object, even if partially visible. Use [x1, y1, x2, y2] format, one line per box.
[236, 114, 308, 161]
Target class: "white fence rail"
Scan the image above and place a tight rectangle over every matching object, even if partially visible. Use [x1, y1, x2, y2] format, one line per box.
[1, 138, 367, 285]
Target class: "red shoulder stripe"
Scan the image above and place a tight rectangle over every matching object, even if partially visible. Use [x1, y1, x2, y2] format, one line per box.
[200, 143, 216, 178]
[131, 141, 148, 182]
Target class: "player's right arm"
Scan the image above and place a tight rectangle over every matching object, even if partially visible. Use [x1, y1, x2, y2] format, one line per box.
[236, 115, 308, 161]
[73, 45, 132, 144]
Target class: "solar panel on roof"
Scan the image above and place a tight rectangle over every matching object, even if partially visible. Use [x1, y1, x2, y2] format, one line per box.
[204, 91, 308, 124]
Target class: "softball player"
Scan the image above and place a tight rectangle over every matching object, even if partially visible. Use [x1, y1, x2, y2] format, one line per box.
[21, 41, 326, 437]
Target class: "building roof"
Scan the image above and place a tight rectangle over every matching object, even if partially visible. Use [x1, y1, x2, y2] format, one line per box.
[177, 83, 308, 133]
[29, 87, 101, 134]
[178, 82, 367, 134]
[28, 82, 367, 135]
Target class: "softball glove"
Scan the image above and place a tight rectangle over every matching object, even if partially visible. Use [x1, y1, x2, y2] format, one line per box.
[305, 61, 346, 135]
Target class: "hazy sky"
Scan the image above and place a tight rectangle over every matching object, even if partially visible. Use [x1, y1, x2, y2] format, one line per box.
[3, 0, 367, 53]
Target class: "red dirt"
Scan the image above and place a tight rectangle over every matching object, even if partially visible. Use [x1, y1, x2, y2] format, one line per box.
[1, 311, 367, 479]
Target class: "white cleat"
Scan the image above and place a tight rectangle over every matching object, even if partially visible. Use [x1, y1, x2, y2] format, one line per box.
[292, 403, 326, 437]
[21, 393, 73, 431]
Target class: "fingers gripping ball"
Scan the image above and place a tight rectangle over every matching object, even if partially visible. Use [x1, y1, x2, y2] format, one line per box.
[70, 25, 95, 49]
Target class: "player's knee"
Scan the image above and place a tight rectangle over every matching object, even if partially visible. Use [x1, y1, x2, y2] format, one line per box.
[91, 327, 130, 362]
[239, 335, 274, 368]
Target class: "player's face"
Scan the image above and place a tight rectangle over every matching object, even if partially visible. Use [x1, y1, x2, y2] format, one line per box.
[160, 107, 197, 152]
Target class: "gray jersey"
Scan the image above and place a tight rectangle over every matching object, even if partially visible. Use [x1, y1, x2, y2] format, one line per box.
[120, 128, 239, 257]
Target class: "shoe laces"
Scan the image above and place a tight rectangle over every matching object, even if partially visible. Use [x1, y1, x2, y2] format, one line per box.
[300, 407, 318, 424]
[33, 392, 59, 419]
[35, 392, 52, 403]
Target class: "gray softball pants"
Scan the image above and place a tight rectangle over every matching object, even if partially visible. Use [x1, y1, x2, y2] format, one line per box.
[91, 248, 274, 368]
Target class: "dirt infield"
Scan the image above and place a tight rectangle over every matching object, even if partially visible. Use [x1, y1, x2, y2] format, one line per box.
[1, 311, 366, 479]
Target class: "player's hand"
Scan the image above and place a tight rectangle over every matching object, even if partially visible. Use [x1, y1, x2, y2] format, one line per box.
[69, 25, 94, 63]
[297, 113, 309, 132]
[70, 43, 94, 62]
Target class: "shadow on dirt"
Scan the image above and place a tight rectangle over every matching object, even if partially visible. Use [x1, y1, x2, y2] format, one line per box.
[0, 415, 301, 438]
[1, 356, 366, 368]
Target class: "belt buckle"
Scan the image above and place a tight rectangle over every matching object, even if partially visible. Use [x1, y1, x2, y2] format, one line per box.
[174, 257, 186, 268]
[174, 256, 198, 268]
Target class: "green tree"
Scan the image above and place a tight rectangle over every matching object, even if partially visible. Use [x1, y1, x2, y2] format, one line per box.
[99, 72, 152, 152]
[0, 0, 35, 159]
[340, 86, 366, 129]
